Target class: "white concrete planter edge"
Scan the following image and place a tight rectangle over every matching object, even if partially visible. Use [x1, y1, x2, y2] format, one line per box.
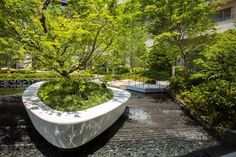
[22, 81, 131, 149]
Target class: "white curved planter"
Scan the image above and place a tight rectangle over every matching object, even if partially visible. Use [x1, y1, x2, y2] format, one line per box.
[22, 81, 130, 149]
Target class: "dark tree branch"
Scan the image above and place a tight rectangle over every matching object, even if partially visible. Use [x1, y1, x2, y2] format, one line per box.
[60, 37, 75, 56]
[40, 13, 48, 33]
[78, 46, 87, 62]
[6, 20, 22, 40]
[86, 39, 113, 68]
[68, 38, 114, 74]
[80, 22, 107, 67]
[91, 22, 106, 52]
[40, 0, 54, 33]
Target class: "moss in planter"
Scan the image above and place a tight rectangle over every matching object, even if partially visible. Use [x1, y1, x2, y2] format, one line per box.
[0, 88, 26, 96]
[38, 79, 113, 112]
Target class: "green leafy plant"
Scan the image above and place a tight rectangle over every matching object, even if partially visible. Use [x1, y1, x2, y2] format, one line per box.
[0, 71, 94, 80]
[171, 29, 236, 132]
[178, 80, 236, 131]
[170, 76, 188, 91]
[0, 0, 140, 79]
[38, 79, 113, 112]
[141, 0, 219, 78]
[101, 74, 122, 82]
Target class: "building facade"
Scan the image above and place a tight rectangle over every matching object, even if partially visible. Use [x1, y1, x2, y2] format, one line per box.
[215, 0, 236, 32]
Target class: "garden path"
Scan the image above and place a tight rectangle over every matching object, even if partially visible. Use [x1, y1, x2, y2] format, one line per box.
[0, 91, 235, 157]
[107, 79, 169, 91]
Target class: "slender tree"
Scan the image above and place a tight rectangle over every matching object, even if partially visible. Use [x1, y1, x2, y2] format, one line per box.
[141, 0, 220, 78]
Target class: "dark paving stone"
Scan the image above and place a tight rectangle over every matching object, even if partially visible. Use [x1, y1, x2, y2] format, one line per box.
[0, 92, 235, 157]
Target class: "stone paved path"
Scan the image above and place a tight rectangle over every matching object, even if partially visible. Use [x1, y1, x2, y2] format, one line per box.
[0, 92, 235, 157]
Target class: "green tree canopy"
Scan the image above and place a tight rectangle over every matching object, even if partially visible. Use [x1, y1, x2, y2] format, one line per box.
[178, 29, 236, 131]
[0, 0, 139, 78]
[141, 0, 219, 78]
[193, 29, 236, 83]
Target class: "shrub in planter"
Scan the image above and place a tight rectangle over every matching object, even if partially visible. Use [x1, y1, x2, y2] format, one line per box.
[170, 76, 188, 91]
[131, 67, 146, 73]
[113, 66, 130, 75]
[141, 68, 171, 81]
[0, 68, 36, 74]
[38, 79, 113, 112]
[175, 66, 184, 77]
[0, 73, 61, 80]
[101, 74, 122, 82]
[145, 79, 156, 84]
[189, 73, 206, 86]
[13, 69, 36, 74]
[71, 71, 94, 79]
[121, 73, 139, 80]
[92, 66, 108, 75]
[178, 80, 236, 131]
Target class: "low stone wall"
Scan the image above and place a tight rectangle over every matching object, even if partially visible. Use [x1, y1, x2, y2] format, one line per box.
[0, 80, 41, 88]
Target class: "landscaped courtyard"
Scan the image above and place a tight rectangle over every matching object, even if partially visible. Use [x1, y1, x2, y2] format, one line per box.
[0, 0, 236, 156]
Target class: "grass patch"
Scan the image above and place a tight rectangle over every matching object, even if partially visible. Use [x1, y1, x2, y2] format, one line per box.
[0, 88, 26, 96]
[38, 79, 113, 112]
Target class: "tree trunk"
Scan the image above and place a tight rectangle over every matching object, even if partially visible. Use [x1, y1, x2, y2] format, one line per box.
[7, 53, 12, 74]
[182, 54, 189, 79]
[106, 64, 109, 74]
[61, 71, 70, 80]
[172, 59, 177, 77]
[172, 64, 176, 77]
[16, 60, 19, 71]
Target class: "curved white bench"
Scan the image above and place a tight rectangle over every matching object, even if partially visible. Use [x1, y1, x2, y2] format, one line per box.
[22, 81, 130, 149]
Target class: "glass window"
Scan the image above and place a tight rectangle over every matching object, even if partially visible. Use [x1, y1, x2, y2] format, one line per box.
[223, 7, 232, 20]
[214, 7, 232, 22]
[61, 2, 67, 6]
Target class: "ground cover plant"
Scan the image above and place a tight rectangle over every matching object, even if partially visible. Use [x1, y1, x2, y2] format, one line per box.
[38, 79, 113, 112]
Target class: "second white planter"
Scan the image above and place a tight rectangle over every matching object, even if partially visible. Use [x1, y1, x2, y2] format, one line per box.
[22, 81, 131, 149]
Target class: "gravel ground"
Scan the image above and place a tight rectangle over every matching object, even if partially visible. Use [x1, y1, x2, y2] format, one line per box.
[0, 92, 235, 157]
